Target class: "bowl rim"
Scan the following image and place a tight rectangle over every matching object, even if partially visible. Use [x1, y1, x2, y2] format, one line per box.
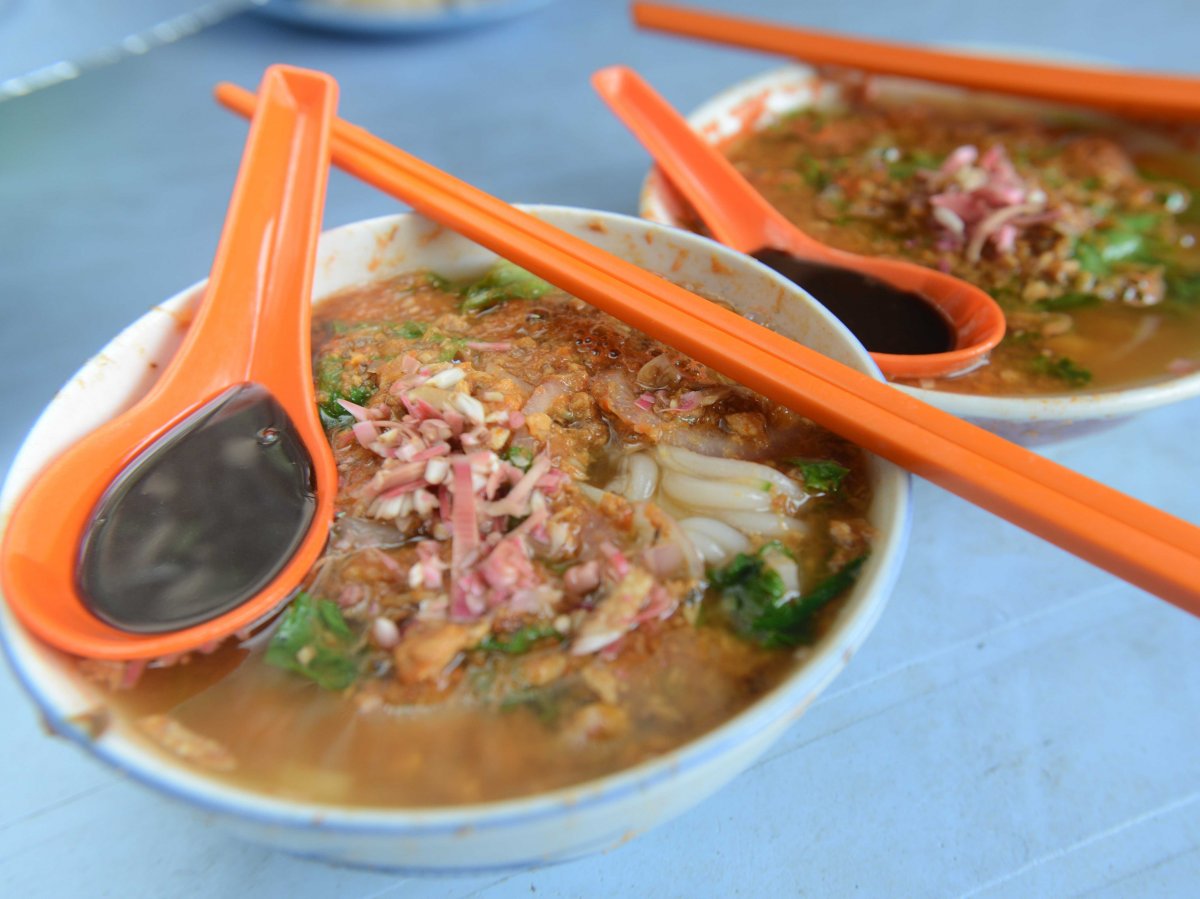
[0, 205, 911, 835]
[637, 62, 1200, 423]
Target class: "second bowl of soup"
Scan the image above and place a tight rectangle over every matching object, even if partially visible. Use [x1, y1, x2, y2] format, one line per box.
[641, 65, 1200, 443]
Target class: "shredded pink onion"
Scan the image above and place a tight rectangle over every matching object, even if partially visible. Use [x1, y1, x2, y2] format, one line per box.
[600, 541, 631, 578]
[564, 560, 603, 595]
[1167, 358, 1200, 375]
[965, 202, 1048, 263]
[480, 454, 552, 518]
[119, 661, 147, 690]
[336, 399, 373, 422]
[369, 548, 406, 578]
[634, 586, 677, 624]
[367, 460, 427, 497]
[642, 543, 685, 579]
[927, 143, 1050, 261]
[450, 459, 480, 571]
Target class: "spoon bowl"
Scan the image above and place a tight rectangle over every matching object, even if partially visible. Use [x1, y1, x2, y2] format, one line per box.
[0, 66, 339, 659]
[592, 65, 1006, 379]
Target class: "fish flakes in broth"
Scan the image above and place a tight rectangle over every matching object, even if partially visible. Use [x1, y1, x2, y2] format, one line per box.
[719, 87, 1200, 394]
[84, 264, 874, 806]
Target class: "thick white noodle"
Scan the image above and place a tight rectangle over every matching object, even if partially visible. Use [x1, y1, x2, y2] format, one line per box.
[680, 517, 752, 557]
[680, 525, 726, 564]
[577, 483, 608, 503]
[719, 511, 809, 538]
[657, 445, 805, 502]
[641, 502, 704, 578]
[661, 471, 776, 512]
[623, 453, 659, 502]
[762, 545, 801, 594]
[650, 492, 693, 522]
[604, 472, 628, 496]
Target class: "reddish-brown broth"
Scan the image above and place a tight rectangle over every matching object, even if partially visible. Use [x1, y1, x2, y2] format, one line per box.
[92, 270, 873, 806]
[720, 95, 1200, 394]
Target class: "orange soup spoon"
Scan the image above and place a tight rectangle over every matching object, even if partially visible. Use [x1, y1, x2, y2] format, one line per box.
[213, 81, 1200, 617]
[593, 65, 1006, 380]
[0, 66, 339, 660]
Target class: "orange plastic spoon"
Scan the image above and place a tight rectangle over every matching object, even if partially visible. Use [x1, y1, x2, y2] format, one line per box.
[593, 65, 1005, 380]
[0, 66, 339, 660]
[631, 2, 1200, 121]
[215, 81, 1200, 617]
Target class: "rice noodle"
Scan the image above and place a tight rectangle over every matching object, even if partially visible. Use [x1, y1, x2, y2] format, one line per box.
[624, 451, 662, 501]
[680, 517, 752, 558]
[660, 471, 776, 512]
[656, 445, 804, 502]
[679, 525, 724, 564]
[719, 511, 810, 538]
[761, 545, 800, 595]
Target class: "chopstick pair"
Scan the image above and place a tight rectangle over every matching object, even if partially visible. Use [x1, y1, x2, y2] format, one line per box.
[215, 82, 1200, 617]
[631, 2, 1200, 121]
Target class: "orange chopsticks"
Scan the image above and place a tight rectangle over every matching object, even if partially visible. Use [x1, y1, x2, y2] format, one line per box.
[632, 2, 1200, 121]
[216, 81, 1200, 617]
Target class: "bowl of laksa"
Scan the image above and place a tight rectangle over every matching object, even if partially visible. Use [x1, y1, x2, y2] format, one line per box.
[640, 65, 1200, 444]
[0, 208, 910, 872]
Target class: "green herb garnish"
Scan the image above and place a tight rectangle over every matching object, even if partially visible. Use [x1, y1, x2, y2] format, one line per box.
[1075, 212, 1161, 275]
[315, 356, 374, 427]
[1074, 241, 1108, 276]
[477, 624, 563, 655]
[503, 444, 535, 471]
[460, 260, 553, 314]
[709, 545, 866, 649]
[708, 548, 787, 637]
[499, 685, 564, 724]
[424, 272, 452, 291]
[1032, 354, 1093, 386]
[265, 594, 361, 690]
[799, 158, 829, 189]
[886, 149, 939, 181]
[1034, 293, 1101, 312]
[1167, 271, 1200, 306]
[392, 320, 428, 339]
[436, 336, 470, 362]
[786, 458, 849, 494]
[749, 557, 868, 648]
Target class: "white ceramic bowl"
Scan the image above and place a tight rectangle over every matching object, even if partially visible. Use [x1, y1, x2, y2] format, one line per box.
[640, 65, 1200, 445]
[0, 207, 910, 873]
[256, 0, 559, 35]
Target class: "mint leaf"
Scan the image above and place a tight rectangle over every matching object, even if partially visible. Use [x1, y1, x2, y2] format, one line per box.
[460, 260, 553, 314]
[1032, 354, 1092, 386]
[477, 624, 562, 655]
[266, 594, 361, 690]
[786, 458, 849, 494]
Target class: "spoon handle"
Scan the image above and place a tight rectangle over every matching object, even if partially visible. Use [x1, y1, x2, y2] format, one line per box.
[151, 67, 337, 430]
[593, 65, 805, 257]
[216, 81, 1200, 616]
[632, 3, 1200, 121]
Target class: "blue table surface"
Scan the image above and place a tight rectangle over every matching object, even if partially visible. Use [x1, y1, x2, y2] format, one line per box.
[2, 1, 1199, 895]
